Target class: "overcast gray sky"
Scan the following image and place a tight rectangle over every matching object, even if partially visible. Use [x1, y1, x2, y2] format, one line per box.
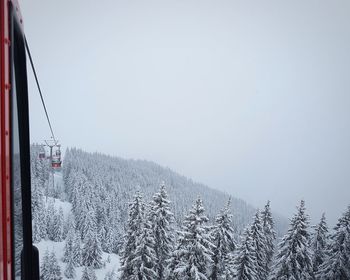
[22, 0, 350, 225]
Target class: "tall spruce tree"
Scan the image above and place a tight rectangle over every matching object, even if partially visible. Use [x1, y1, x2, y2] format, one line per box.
[47, 199, 56, 240]
[82, 230, 103, 269]
[261, 201, 276, 276]
[41, 249, 62, 280]
[311, 213, 328, 275]
[149, 184, 175, 280]
[210, 198, 236, 280]
[63, 229, 75, 263]
[81, 266, 97, 280]
[250, 210, 267, 279]
[231, 228, 258, 280]
[130, 213, 158, 280]
[49, 251, 63, 280]
[119, 191, 145, 279]
[64, 258, 76, 279]
[269, 200, 314, 280]
[72, 230, 82, 266]
[40, 249, 51, 280]
[317, 206, 350, 279]
[32, 178, 47, 242]
[52, 207, 64, 242]
[170, 197, 213, 280]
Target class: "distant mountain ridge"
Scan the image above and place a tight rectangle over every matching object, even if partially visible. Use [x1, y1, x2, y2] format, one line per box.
[62, 147, 288, 236]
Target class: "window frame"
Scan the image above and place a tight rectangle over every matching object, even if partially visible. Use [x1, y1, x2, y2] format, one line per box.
[9, 2, 39, 280]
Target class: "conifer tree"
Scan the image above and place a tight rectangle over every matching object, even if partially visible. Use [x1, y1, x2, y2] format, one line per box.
[80, 207, 97, 242]
[317, 206, 350, 279]
[41, 249, 62, 280]
[119, 192, 145, 279]
[250, 211, 267, 279]
[210, 198, 236, 280]
[32, 178, 47, 242]
[82, 230, 103, 269]
[231, 228, 258, 280]
[170, 198, 213, 280]
[40, 249, 51, 280]
[47, 199, 56, 240]
[311, 213, 328, 274]
[32, 203, 46, 243]
[130, 215, 158, 280]
[72, 232, 82, 266]
[50, 251, 63, 280]
[260, 201, 276, 276]
[269, 200, 313, 280]
[64, 258, 76, 279]
[63, 229, 75, 263]
[149, 184, 175, 279]
[81, 266, 97, 280]
[52, 207, 64, 242]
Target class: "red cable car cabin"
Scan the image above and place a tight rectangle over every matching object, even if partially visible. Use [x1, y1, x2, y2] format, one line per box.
[1, 0, 39, 279]
[51, 157, 61, 169]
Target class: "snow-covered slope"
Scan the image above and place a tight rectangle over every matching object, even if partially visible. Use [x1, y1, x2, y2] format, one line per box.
[62, 148, 288, 235]
[34, 198, 120, 279]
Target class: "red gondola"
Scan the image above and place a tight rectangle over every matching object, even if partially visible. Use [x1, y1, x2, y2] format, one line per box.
[51, 156, 61, 169]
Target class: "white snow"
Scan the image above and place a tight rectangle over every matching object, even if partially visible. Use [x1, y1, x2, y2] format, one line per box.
[35, 240, 120, 280]
[44, 197, 72, 219]
[37, 183, 121, 279]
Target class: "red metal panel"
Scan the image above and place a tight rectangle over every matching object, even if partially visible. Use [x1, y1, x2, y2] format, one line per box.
[1, 1, 25, 278]
[1, 0, 12, 279]
[1, 0, 24, 279]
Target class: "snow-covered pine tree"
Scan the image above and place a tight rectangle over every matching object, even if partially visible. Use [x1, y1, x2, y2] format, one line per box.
[64, 258, 76, 279]
[130, 210, 158, 280]
[316, 206, 350, 279]
[32, 216, 42, 243]
[119, 191, 145, 279]
[81, 266, 97, 280]
[64, 213, 75, 240]
[311, 213, 328, 275]
[52, 207, 64, 242]
[32, 178, 47, 242]
[80, 207, 96, 241]
[149, 183, 175, 280]
[260, 201, 276, 276]
[231, 228, 258, 280]
[40, 249, 51, 280]
[82, 228, 103, 269]
[50, 251, 63, 280]
[41, 250, 62, 280]
[63, 229, 75, 263]
[170, 197, 213, 280]
[250, 210, 267, 279]
[72, 231, 82, 266]
[210, 198, 236, 280]
[269, 200, 313, 280]
[46, 199, 56, 240]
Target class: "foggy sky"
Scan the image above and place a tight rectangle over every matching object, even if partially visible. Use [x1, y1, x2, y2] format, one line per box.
[22, 0, 350, 225]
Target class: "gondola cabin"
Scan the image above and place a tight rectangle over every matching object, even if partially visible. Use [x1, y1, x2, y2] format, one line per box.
[51, 156, 61, 169]
[38, 151, 46, 159]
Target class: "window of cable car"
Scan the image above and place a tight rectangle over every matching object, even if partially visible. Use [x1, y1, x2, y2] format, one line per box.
[11, 62, 23, 279]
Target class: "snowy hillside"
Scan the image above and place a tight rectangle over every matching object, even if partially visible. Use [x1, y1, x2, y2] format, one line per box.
[30, 144, 350, 280]
[62, 148, 288, 236]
